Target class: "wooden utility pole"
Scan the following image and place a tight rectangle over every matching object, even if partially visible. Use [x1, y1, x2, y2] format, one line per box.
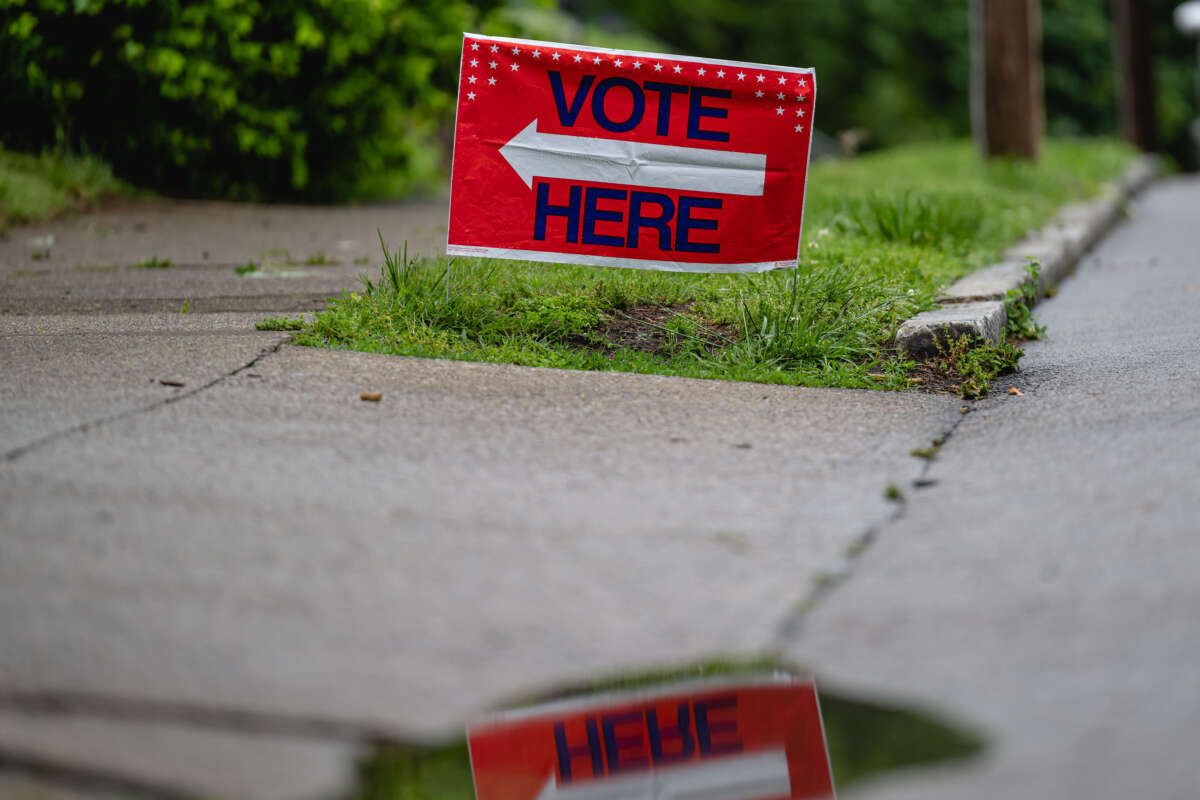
[970, 0, 1044, 160]
[1112, 0, 1157, 151]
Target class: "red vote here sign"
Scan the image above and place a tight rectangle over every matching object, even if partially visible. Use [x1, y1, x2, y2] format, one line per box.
[447, 35, 816, 273]
[467, 676, 835, 800]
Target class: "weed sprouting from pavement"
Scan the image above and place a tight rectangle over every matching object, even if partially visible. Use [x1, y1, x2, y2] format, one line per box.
[256, 316, 305, 331]
[135, 256, 172, 269]
[305, 251, 341, 266]
[1004, 260, 1047, 340]
[926, 334, 1024, 399]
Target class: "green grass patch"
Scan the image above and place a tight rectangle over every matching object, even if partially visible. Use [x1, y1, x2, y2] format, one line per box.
[134, 256, 173, 269]
[256, 316, 306, 331]
[293, 139, 1134, 390]
[348, 658, 984, 799]
[0, 147, 126, 234]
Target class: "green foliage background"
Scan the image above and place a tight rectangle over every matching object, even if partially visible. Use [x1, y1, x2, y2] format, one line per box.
[565, 0, 1199, 168]
[1, 0, 1196, 202]
[0, 0, 517, 200]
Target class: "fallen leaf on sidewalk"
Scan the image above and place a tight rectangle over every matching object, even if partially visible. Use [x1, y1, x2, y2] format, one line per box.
[361, 391, 382, 402]
[1008, 386, 1024, 396]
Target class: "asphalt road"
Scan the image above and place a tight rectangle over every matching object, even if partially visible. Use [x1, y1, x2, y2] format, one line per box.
[1, 178, 1198, 798]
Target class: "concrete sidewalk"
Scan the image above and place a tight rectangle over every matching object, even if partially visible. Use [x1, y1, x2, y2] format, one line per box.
[2, 178, 1197, 798]
[1, 199, 959, 797]
[789, 176, 1200, 799]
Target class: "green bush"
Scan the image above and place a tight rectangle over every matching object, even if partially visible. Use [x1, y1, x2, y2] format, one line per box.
[0, 0, 496, 200]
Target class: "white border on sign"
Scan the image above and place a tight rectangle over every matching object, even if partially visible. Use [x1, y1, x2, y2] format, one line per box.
[447, 244, 796, 274]
[462, 32, 817, 77]
[445, 33, 818, 272]
[466, 671, 812, 729]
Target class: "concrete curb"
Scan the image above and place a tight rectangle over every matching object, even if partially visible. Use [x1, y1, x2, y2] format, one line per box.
[896, 154, 1162, 359]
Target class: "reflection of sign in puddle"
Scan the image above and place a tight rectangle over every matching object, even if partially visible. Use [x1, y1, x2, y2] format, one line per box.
[354, 663, 985, 797]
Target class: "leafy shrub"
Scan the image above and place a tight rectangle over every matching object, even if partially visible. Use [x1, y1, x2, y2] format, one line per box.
[0, 0, 495, 200]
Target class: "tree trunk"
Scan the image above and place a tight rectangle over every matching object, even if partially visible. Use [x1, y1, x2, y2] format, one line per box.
[1111, 0, 1157, 152]
[972, 0, 1044, 160]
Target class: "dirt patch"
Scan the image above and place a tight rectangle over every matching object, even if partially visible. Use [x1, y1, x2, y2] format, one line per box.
[586, 304, 734, 356]
[904, 361, 967, 394]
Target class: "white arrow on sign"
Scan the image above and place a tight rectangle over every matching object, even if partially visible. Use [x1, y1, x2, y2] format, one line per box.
[535, 748, 791, 800]
[500, 119, 767, 197]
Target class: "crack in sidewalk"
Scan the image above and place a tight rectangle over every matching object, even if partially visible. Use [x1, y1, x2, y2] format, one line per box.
[0, 750, 198, 800]
[767, 406, 972, 649]
[0, 689, 393, 743]
[2, 340, 286, 464]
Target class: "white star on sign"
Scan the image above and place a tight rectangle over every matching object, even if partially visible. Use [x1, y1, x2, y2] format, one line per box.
[777, 92, 785, 99]
[796, 107, 806, 117]
[573, 54, 582, 63]
[737, 71, 746, 80]
[755, 90, 763, 98]
[467, 91, 476, 100]
[716, 69, 725, 77]
[756, 74, 765, 82]
[510, 62, 519, 71]
[593, 56, 602, 65]
[468, 75, 476, 84]
[776, 106, 784, 115]
[488, 76, 496, 85]
[697, 67, 706, 76]
[469, 58, 478, 67]
[653, 63, 663, 71]
[794, 124, 804, 132]
[511, 46, 520, 55]
[778, 76, 787, 85]
[633, 60, 642, 69]
[470, 42, 479, 51]
[532, 49, 541, 58]
[615, 59, 623, 67]
[489, 60, 497, 69]
[673, 64, 682, 73]
[490, 44, 498, 53]
[798, 78, 808, 88]
[551, 52, 560, 61]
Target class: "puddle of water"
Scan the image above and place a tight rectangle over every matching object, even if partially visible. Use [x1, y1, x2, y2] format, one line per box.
[346, 661, 984, 799]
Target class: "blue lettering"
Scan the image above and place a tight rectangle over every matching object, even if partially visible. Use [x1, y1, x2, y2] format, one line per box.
[687, 87, 731, 142]
[555, 718, 604, 783]
[646, 705, 695, 765]
[602, 711, 649, 773]
[582, 187, 627, 247]
[548, 71, 595, 127]
[534, 182, 581, 243]
[694, 695, 742, 756]
[627, 192, 674, 250]
[676, 196, 722, 253]
[592, 77, 645, 133]
[643, 81, 689, 136]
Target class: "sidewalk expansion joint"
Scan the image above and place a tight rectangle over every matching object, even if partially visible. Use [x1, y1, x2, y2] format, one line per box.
[3, 339, 286, 464]
[0, 688, 394, 743]
[0, 750, 196, 800]
[768, 409, 969, 649]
